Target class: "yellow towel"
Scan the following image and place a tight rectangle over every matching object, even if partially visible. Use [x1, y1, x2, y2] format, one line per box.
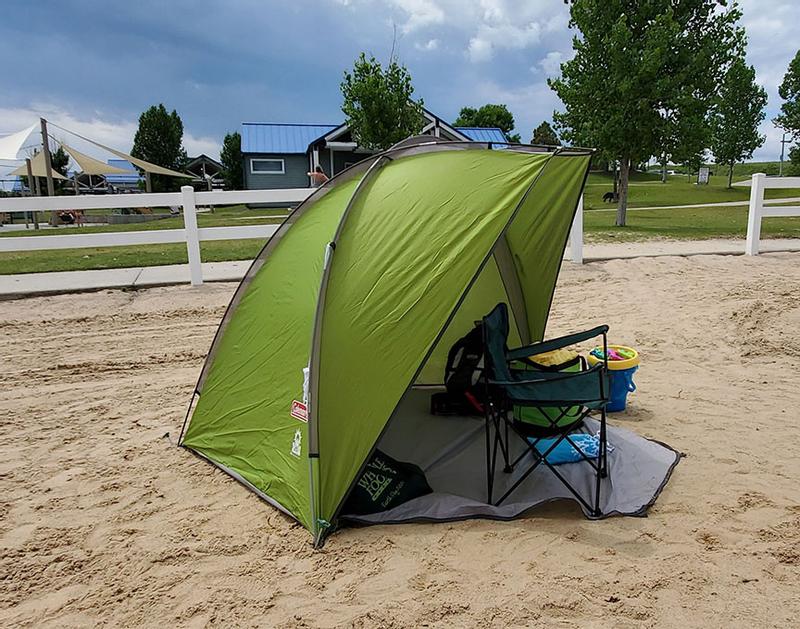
[530, 348, 578, 366]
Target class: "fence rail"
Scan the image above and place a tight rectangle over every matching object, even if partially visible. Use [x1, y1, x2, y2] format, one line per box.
[745, 173, 800, 255]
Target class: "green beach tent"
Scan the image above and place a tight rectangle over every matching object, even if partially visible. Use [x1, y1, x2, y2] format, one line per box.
[179, 138, 593, 546]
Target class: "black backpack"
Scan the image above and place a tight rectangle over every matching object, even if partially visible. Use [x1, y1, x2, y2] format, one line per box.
[431, 323, 485, 415]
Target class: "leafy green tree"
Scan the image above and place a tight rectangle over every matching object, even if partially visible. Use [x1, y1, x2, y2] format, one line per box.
[220, 131, 243, 190]
[341, 53, 425, 150]
[454, 104, 521, 142]
[711, 58, 768, 187]
[775, 50, 800, 171]
[131, 104, 187, 192]
[550, 1, 743, 225]
[49, 145, 70, 194]
[531, 121, 559, 146]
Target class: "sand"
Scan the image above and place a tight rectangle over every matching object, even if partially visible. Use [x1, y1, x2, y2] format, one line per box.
[1, 252, 799, 628]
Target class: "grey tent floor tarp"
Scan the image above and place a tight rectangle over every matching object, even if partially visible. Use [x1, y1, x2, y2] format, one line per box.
[341, 389, 680, 525]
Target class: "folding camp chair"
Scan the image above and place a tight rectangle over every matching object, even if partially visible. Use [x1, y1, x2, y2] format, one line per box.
[481, 303, 610, 516]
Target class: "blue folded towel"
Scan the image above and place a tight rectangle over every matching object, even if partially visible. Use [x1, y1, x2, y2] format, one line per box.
[528, 433, 601, 465]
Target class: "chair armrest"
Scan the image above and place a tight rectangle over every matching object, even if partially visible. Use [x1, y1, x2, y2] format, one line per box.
[507, 324, 609, 360]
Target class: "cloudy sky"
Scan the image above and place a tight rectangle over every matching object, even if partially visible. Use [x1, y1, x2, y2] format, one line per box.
[1, 0, 798, 161]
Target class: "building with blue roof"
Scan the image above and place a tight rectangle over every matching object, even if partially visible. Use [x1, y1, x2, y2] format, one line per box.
[105, 159, 143, 192]
[241, 108, 509, 190]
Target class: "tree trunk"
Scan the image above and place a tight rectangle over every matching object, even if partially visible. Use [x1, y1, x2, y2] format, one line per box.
[616, 156, 630, 227]
[728, 161, 734, 188]
[661, 154, 667, 183]
[613, 162, 619, 197]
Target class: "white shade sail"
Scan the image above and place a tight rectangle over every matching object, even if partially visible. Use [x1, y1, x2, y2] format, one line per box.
[0, 125, 37, 160]
[9, 151, 69, 180]
[50, 123, 190, 178]
[61, 143, 132, 175]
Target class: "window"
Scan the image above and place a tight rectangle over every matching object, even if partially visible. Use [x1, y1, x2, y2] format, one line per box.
[250, 158, 285, 175]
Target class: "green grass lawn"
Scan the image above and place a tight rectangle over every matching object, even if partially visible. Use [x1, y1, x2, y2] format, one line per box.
[583, 171, 800, 210]
[1, 239, 265, 274]
[0, 204, 288, 237]
[585, 206, 800, 242]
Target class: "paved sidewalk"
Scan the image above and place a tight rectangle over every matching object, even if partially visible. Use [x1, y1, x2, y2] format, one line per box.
[1, 238, 799, 299]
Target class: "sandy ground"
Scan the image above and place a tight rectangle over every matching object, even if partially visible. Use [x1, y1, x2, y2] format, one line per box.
[1, 252, 799, 628]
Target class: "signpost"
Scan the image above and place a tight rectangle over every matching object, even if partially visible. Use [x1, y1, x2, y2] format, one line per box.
[697, 167, 710, 185]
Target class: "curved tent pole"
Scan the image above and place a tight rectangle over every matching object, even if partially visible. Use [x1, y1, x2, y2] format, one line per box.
[306, 154, 392, 544]
[321, 148, 595, 545]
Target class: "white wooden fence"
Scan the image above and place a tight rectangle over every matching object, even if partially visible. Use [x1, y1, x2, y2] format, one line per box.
[1, 185, 588, 286]
[0, 187, 314, 285]
[745, 173, 800, 255]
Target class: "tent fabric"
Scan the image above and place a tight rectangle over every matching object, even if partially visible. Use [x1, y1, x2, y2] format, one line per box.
[60, 143, 132, 175]
[0, 125, 36, 160]
[9, 151, 68, 180]
[315, 150, 555, 522]
[180, 140, 642, 546]
[181, 177, 361, 530]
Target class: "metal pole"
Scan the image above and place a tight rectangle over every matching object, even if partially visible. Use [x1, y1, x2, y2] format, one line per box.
[779, 132, 790, 177]
[25, 158, 39, 230]
[40, 118, 55, 197]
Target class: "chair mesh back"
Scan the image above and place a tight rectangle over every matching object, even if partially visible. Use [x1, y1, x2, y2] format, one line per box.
[483, 303, 512, 382]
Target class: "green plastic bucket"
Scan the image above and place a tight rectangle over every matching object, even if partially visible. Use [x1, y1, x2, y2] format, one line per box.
[513, 355, 584, 430]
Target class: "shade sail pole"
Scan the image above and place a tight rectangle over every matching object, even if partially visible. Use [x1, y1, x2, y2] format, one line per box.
[40, 118, 55, 198]
[25, 158, 39, 230]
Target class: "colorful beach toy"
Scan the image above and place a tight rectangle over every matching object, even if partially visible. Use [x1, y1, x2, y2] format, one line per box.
[587, 345, 639, 411]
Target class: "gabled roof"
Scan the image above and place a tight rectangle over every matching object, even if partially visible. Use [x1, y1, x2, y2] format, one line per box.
[455, 127, 509, 146]
[241, 116, 511, 155]
[186, 154, 223, 170]
[242, 122, 338, 154]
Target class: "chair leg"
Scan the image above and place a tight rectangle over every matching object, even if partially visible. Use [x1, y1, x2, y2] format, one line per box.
[503, 409, 513, 473]
[600, 408, 608, 479]
[485, 404, 493, 504]
[592, 409, 608, 517]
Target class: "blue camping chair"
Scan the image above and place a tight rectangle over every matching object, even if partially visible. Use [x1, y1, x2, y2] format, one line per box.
[481, 303, 610, 516]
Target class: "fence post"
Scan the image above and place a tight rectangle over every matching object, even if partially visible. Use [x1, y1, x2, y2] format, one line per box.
[745, 173, 765, 256]
[569, 195, 584, 264]
[182, 186, 203, 285]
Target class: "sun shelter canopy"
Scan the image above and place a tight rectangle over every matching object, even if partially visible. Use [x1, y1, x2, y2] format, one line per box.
[60, 144, 132, 176]
[10, 151, 68, 180]
[179, 139, 678, 546]
[0, 125, 36, 160]
[45, 120, 190, 178]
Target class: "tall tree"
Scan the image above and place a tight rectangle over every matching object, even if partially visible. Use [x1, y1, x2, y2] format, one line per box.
[550, 1, 743, 226]
[131, 104, 187, 192]
[220, 131, 243, 190]
[454, 104, 521, 142]
[775, 50, 800, 171]
[531, 121, 559, 146]
[711, 58, 768, 187]
[341, 53, 425, 150]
